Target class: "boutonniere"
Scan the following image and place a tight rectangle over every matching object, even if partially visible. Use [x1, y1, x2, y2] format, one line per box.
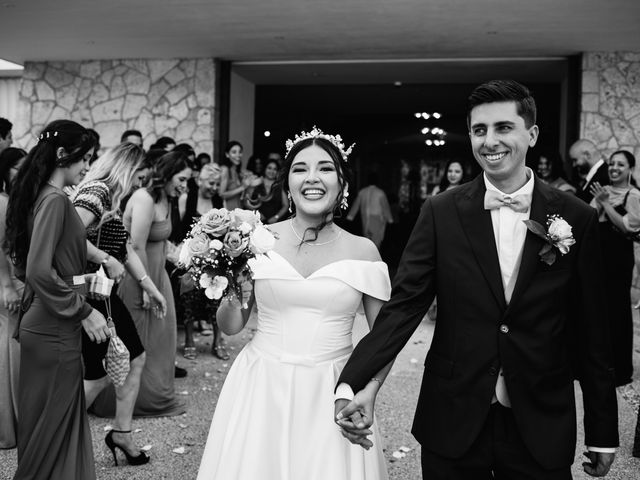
[523, 215, 576, 265]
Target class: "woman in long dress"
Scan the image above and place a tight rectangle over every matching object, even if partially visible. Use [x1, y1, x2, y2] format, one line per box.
[197, 129, 392, 480]
[0, 147, 25, 449]
[590, 150, 640, 387]
[119, 151, 191, 416]
[6, 120, 110, 480]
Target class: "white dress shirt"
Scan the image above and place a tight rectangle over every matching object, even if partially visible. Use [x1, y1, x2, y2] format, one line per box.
[484, 170, 534, 407]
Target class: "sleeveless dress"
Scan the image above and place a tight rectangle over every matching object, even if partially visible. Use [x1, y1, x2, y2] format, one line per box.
[115, 214, 184, 417]
[197, 251, 391, 480]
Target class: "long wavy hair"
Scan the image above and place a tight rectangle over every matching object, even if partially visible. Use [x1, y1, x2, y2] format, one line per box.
[147, 151, 190, 202]
[279, 136, 352, 242]
[78, 142, 145, 225]
[6, 120, 95, 269]
[0, 147, 27, 194]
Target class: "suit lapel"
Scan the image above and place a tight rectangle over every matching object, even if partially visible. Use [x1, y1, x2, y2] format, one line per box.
[506, 178, 561, 311]
[456, 176, 506, 310]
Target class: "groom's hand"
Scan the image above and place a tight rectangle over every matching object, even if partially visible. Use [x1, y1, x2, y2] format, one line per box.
[334, 399, 373, 449]
[582, 451, 615, 477]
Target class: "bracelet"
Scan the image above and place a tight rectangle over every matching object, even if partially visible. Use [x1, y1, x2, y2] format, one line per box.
[369, 377, 383, 386]
[138, 274, 149, 283]
[100, 254, 110, 265]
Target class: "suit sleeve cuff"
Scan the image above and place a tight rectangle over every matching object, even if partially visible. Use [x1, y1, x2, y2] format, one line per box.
[586, 446, 616, 453]
[334, 383, 355, 402]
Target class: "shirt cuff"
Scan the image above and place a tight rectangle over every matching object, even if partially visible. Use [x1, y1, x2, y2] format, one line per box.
[334, 383, 355, 402]
[586, 446, 616, 453]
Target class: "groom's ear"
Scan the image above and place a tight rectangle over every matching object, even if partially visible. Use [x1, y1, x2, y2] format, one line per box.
[528, 125, 539, 147]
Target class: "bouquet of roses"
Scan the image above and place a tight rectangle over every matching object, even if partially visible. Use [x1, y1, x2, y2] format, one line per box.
[178, 208, 276, 306]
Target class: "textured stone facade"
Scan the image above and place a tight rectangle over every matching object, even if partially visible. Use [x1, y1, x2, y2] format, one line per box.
[581, 52, 640, 161]
[14, 59, 215, 154]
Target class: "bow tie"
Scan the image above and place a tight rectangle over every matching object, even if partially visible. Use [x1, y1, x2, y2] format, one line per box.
[484, 190, 530, 213]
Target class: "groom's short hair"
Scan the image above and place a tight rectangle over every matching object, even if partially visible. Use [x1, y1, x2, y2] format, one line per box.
[467, 79, 537, 129]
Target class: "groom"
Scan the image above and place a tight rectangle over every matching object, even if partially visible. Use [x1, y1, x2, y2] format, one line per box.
[336, 80, 618, 478]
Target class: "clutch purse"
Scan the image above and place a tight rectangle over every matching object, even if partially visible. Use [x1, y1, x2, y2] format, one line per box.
[87, 266, 115, 297]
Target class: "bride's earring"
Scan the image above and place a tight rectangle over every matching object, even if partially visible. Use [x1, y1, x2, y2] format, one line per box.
[340, 189, 349, 211]
[287, 192, 293, 213]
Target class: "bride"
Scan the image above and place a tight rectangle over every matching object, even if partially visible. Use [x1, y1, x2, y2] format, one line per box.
[196, 128, 392, 480]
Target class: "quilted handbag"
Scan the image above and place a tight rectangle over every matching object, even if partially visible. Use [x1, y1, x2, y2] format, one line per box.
[102, 298, 130, 387]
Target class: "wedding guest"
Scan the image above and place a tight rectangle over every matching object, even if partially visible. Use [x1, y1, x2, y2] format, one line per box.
[7, 120, 109, 479]
[150, 136, 176, 152]
[245, 158, 289, 224]
[533, 151, 576, 193]
[246, 154, 265, 177]
[121, 129, 143, 148]
[431, 159, 466, 195]
[175, 144, 198, 193]
[0, 118, 13, 155]
[337, 80, 618, 479]
[177, 163, 227, 360]
[570, 138, 609, 203]
[0, 147, 25, 449]
[197, 128, 392, 479]
[119, 151, 190, 416]
[73, 143, 167, 464]
[590, 150, 640, 387]
[196, 152, 212, 169]
[346, 172, 393, 248]
[219, 140, 252, 209]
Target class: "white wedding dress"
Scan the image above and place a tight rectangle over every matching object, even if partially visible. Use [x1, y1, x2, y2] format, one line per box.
[197, 251, 391, 480]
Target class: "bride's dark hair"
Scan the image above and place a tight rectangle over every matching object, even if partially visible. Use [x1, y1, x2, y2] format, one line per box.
[279, 136, 352, 243]
[6, 119, 95, 270]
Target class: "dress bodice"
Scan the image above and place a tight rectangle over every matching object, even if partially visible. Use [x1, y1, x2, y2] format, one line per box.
[249, 251, 390, 362]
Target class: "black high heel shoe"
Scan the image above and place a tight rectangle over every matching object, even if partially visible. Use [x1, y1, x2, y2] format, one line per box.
[105, 429, 150, 466]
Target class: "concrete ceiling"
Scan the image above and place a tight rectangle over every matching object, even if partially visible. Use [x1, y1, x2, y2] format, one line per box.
[1, 0, 639, 83]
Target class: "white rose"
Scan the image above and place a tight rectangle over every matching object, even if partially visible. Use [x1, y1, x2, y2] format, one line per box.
[210, 239, 223, 251]
[178, 242, 192, 267]
[238, 222, 252, 235]
[548, 218, 572, 240]
[205, 275, 229, 300]
[249, 225, 276, 254]
[199, 273, 213, 289]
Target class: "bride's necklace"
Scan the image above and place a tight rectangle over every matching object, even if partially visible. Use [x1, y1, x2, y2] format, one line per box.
[290, 219, 342, 246]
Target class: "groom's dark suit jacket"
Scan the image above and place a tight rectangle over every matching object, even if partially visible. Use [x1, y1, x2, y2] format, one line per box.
[339, 175, 618, 470]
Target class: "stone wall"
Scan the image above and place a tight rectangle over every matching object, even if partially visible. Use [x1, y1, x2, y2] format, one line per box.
[13, 58, 215, 154]
[581, 52, 640, 161]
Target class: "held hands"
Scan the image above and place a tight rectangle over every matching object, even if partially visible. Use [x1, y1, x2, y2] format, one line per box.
[334, 383, 379, 450]
[582, 451, 615, 477]
[589, 182, 610, 204]
[81, 308, 110, 343]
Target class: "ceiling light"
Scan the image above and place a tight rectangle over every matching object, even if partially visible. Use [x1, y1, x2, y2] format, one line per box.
[263, 131, 271, 137]
[421, 113, 430, 119]
[433, 112, 441, 119]
[394, 81, 402, 87]
[414, 112, 421, 119]
[425, 140, 433, 146]
[421, 127, 430, 134]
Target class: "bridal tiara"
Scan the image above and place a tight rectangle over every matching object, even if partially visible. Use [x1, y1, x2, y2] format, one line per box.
[285, 126, 355, 162]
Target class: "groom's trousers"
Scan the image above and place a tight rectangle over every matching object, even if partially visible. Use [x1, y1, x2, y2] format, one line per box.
[420, 404, 572, 480]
